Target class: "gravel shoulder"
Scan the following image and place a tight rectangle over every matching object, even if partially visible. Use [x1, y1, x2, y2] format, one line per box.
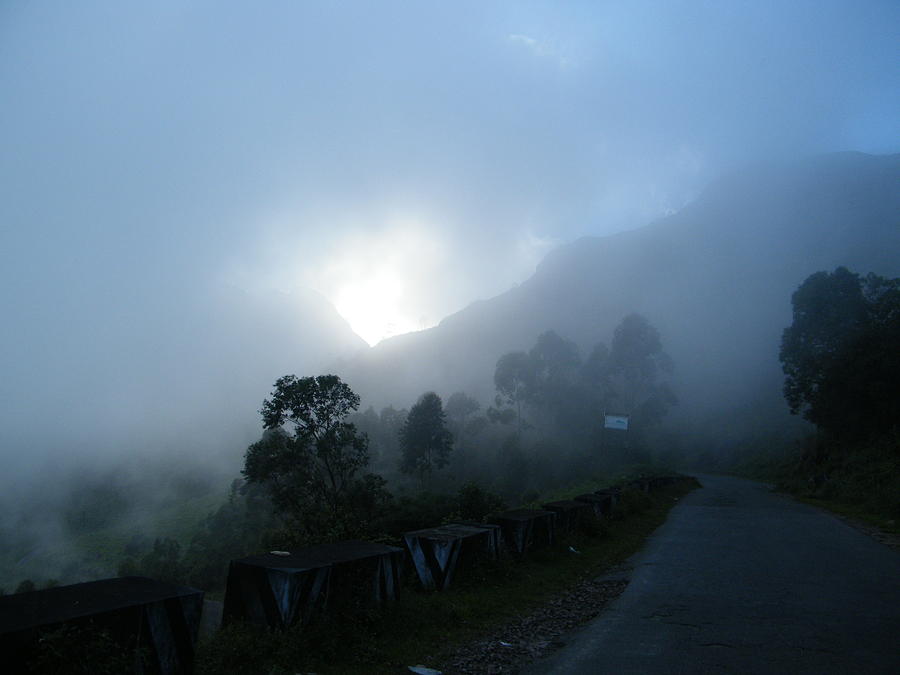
[445, 576, 629, 674]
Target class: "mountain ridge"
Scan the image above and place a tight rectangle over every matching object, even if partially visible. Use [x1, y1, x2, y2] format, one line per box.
[336, 152, 900, 448]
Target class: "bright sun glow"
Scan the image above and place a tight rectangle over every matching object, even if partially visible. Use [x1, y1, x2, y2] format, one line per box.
[309, 221, 444, 346]
[334, 272, 420, 346]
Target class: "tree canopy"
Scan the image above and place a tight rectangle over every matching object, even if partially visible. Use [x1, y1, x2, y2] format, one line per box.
[399, 391, 454, 484]
[780, 267, 900, 436]
[243, 374, 388, 543]
[492, 316, 675, 440]
[604, 313, 676, 427]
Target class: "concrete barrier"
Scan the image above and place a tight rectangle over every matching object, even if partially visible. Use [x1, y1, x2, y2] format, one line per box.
[403, 522, 502, 590]
[490, 509, 556, 555]
[0, 576, 203, 675]
[541, 500, 594, 534]
[222, 540, 403, 629]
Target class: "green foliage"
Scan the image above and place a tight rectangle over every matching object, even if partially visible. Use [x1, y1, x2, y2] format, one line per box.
[454, 482, 507, 522]
[243, 374, 390, 545]
[604, 314, 676, 428]
[118, 537, 185, 584]
[378, 491, 457, 536]
[399, 392, 454, 484]
[348, 405, 408, 475]
[776, 431, 900, 522]
[780, 267, 900, 436]
[182, 480, 277, 590]
[196, 480, 697, 674]
[491, 316, 675, 455]
[28, 621, 140, 675]
[445, 391, 480, 425]
[493, 351, 534, 433]
[15, 579, 35, 593]
[445, 391, 482, 450]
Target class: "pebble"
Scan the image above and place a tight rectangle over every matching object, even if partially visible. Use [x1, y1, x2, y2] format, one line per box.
[443, 578, 628, 674]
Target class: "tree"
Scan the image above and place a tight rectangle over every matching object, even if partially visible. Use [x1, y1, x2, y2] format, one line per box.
[445, 392, 480, 442]
[604, 314, 676, 429]
[780, 268, 900, 436]
[243, 374, 389, 543]
[399, 392, 454, 485]
[493, 351, 535, 435]
[528, 331, 582, 431]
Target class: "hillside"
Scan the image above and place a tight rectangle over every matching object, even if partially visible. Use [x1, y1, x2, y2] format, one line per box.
[336, 152, 900, 448]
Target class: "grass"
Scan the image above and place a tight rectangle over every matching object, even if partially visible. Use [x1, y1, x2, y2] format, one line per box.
[729, 431, 900, 535]
[789, 495, 900, 534]
[196, 478, 699, 675]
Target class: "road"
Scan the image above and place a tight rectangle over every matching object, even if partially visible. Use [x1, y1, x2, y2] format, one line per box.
[523, 474, 900, 674]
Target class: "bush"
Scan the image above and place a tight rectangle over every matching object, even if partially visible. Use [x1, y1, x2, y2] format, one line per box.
[28, 621, 141, 675]
[15, 579, 35, 594]
[454, 483, 507, 522]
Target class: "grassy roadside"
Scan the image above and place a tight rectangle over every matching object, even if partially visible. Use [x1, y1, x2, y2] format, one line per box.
[196, 478, 699, 675]
[729, 433, 900, 536]
[788, 495, 900, 535]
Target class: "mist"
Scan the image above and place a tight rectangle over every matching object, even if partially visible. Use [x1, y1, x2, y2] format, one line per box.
[1, 1, 898, 589]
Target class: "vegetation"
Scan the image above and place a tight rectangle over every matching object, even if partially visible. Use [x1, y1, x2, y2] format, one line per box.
[27, 621, 142, 675]
[3, 317, 681, 605]
[734, 267, 900, 527]
[780, 267, 900, 436]
[195, 478, 698, 675]
[242, 374, 391, 546]
[399, 391, 454, 485]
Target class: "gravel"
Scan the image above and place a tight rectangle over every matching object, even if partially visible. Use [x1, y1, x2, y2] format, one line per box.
[442, 577, 629, 674]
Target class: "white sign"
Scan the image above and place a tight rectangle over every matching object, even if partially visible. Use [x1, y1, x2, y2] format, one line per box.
[604, 414, 629, 431]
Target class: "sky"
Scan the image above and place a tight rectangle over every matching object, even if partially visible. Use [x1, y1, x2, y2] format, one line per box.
[0, 1, 898, 469]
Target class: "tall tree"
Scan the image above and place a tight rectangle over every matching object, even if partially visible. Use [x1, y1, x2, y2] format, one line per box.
[243, 374, 389, 543]
[528, 330, 582, 430]
[780, 267, 900, 436]
[445, 392, 480, 443]
[493, 351, 535, 435]
[399, 392, 454, 485]
[605, 314, 676, 429]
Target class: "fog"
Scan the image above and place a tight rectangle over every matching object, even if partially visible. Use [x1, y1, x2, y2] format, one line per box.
[1, 2, 898, 588]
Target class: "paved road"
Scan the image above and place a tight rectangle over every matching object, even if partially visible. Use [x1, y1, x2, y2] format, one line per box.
[523, 474, 900, 674]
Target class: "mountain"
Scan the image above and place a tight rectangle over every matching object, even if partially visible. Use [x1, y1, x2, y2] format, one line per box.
[336, 152, 900, 448]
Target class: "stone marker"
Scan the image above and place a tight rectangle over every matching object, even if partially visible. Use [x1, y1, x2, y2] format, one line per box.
[0, 575, 203, 675]
[403, 522, 502, 590]
[490, 509, 556, 555]
[542, 499, 593, 534]
[222, 540, 403, 629]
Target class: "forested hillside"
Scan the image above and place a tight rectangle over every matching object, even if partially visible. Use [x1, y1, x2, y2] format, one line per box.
[337, 152, 900, 451]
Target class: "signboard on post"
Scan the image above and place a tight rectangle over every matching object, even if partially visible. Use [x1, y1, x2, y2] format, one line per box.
[603, 414, 629, 431]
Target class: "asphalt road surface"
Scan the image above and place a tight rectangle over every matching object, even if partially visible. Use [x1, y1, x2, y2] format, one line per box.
[523, 474, 900, 674]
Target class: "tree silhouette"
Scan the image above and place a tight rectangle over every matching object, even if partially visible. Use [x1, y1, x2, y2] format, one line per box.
[400, 392, 454, 485]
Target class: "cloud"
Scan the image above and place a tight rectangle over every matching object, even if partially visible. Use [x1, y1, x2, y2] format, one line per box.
[508, 33, 538, 49]
[506, 32, 575, 68]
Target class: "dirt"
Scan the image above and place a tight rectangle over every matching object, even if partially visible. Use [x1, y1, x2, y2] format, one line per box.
[442, 577, 628, 674]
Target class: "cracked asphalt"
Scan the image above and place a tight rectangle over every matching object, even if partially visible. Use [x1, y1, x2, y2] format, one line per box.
[522, 474, 900, 674]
